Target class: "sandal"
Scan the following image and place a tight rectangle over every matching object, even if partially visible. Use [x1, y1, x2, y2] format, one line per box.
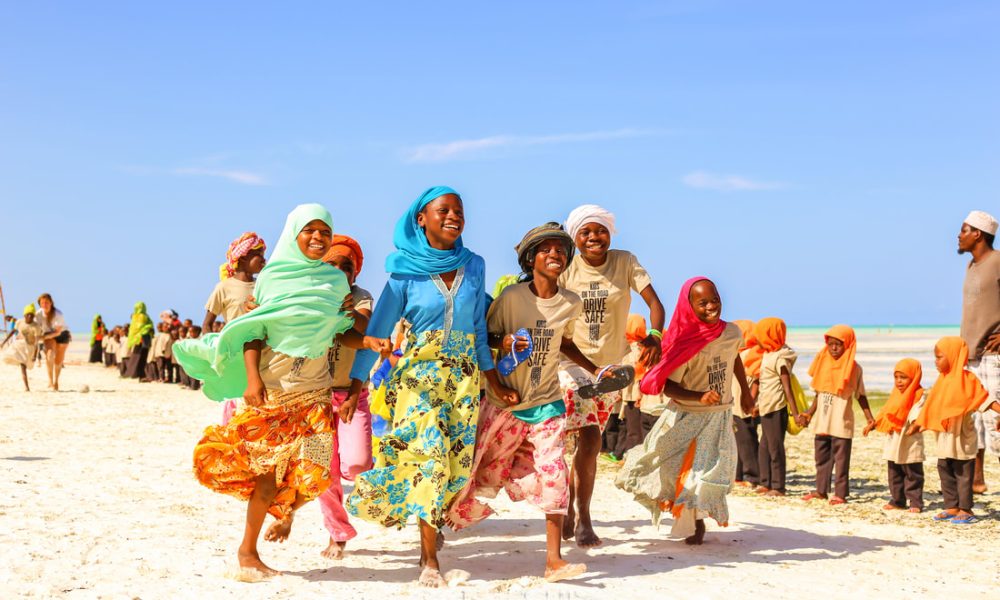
[802, 491, 827, 502]
[828, 496, 846, 506]
[576, 365, 635, 399]
[932, 511, 955, 521]
[950, 514, 977, 525]
[497, 329, 533, 376]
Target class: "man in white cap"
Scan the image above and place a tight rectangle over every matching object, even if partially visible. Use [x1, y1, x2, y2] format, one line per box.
[958, 209, 1000, 493]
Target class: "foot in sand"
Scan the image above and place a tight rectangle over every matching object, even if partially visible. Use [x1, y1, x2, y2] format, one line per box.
[754, 486, 769, 494]
[544, 560, 587, 583]
[883, 503, 902, 511]
[264, 515, 293, 543]
[575, 520, 602, 548]
[561, 510, 576, 541]
[972, 483, 987, 494]
[237, 549, 280, 578]
[684, 519, 706, 545]
[419, 566, 448, 588]
[764, 490, 785, 497]
[321, 539, 346, 560]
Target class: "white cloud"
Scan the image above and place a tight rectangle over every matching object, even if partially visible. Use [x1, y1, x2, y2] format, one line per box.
[173, 167, 269, 186]
[403, 128, 656, 163]
[681, 171, 788, 192]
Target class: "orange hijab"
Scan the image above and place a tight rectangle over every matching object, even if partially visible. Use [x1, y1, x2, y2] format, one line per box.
[808, 324, 858, 396]
[323, 234, 364, 276]
[626, 314, 649, 377]
[734, 319, 763, 378]
[753, 317, 786, 352]
[915, 337, 989, 433]
[874, 358, 923, 434]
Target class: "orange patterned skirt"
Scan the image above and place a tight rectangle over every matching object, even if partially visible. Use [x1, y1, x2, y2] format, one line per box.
[193, 388, 335, 520]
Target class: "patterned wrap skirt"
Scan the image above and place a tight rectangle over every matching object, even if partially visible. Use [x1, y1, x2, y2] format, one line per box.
[347, 330, 480, 530]
[193, 387, 334, 521]
[615, 405, 736, 537]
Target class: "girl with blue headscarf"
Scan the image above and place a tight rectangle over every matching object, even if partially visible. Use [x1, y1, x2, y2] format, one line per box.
[175, 204, 390, 578]
[346, 186, 518, 588]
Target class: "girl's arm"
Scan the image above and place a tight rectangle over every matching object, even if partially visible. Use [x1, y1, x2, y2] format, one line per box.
[638, 284, 665, 367]
[733, 355, 755, 415]
[339, 378, 366, 424]
[243, 339, 266, 407]
[560, 337, 600, 375]
[202, 310, 217, 336]
[338, 327, 391, 355]
[663, 380, 721, 405]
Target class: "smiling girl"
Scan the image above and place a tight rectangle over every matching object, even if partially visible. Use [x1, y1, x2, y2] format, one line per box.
[557, 203, 665, 548]
[175, 204, 389, 578]
[618, 277, 752, 545]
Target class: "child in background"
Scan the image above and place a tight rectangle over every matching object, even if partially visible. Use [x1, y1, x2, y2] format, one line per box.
[863, 358, 926, 512]
[447, 223, 589, 582]
[732, 320, 762, 488]
[753, 318, 799, 497]
[144, 323, 165, 382]
[802, 325, 875, 505]
[184, 326, 202, 390]
[604, 314, 652, 460]
[118, 326, 131, 377]
[162, 327, 175, 383]
[2, 304, 43, 391]
[910, 337, 1000, 524]
[619, 277, 752, 545]
[169, 328, 182, 383]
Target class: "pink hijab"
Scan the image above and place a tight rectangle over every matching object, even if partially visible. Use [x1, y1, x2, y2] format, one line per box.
[639, 276, 727, 395]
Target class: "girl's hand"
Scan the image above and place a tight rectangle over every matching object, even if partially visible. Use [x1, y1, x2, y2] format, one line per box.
[795, 413, 810, 427]
[338, 393, 360, 424]
[906, 423, 922, 436]
[244, 376, 267, 407]
[388, 352, 401, 368]
[638, 335, 662, 367]
[244, 295, 259, 313]
[364, 336, 392, 357]
[740, 397, 756, 416]
[699, 390, 721, 405]
[501, 334, 530, 355]
[341, 292, 355, 314]
[492, 382, 521, 406]
[751, 405, 760, 418]
[862, 420, 876, 437]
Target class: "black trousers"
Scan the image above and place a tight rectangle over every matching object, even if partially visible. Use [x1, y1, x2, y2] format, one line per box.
[640, 411, 660, 440]
[938, 458, 974, 512]
[622, 402, 644, 454]
[602, 413, 625, 457]
[757, 408, 787, 492]
[734, 416, 761, 485]
[887, 461, 924, 509]
[815, 435, 853, 498]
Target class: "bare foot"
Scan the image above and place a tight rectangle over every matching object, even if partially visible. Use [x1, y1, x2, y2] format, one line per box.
[883, 503, 902, 511]
[237, 549, 280, 578]
[562, 511, 576, 541]
[973, 483, 988, 494]
[734, 480, 752, 488]
[908, 507, 922, 514]
[575, 521, 602, 548]
[544, 559, 587, 583]
[754, 486, 769, 494]
[684, 519, 706, 545]
[264, 515, 293, 543]
[321, 539, 346, 560]
[418, 566, 448, 588]
[764, 490, 785, 497]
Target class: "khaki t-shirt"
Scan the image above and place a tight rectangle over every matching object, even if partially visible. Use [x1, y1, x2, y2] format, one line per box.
[883, 396, 926, 464]
[328, 285, 374, 389]
[665, 322, 742, 414]
[757, 346, 797, 416]
[559, 250, 652, 366]
[810, 364, 865, 439]
[961, 250, 1000, 362]
[259, 346, 334, 392]
[205, 278, 256, 323]
[486, 283, 582, 413]
[932, 396, 993, 460]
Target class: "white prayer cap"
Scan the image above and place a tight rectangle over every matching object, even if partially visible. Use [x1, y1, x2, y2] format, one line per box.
[565, 204, 617, 240]
[965, 210, 999, 235]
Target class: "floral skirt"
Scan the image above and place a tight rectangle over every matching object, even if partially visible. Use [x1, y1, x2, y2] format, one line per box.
[615, 406, 736, 537]
[193, 388, 334, 521]
[347, 330, 480, 530]
[447, 400, 568, 529]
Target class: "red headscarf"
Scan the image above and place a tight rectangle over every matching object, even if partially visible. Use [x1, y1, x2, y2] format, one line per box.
[639, 277, 727, 395]
[874, 358, 923, 434]
[323, 234, 364, 276]
[225, 232, 266, 278]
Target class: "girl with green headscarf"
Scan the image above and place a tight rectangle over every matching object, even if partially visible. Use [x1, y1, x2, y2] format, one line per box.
[175, 203, 390, 578]
[88, 314, 106, 363]
[123, 302, 154, 379]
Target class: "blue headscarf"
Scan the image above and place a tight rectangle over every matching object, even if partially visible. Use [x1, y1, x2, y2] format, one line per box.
[384, 186, 474, 276]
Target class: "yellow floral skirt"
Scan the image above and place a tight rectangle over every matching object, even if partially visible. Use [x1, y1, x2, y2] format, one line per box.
[193, 388, 334, 521]
[347, 330, 480, 529]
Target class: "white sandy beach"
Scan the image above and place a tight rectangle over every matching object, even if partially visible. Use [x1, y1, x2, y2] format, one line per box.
[2, 350, 998, 599]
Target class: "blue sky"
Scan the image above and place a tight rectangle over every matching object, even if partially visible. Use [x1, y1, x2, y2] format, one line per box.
[1, 1, 997, 330]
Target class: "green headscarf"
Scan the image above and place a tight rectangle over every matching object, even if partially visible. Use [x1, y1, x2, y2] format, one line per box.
[90, 314, 104, 345]
[127, 303, 153, 348]
[173, 203, 355, 401]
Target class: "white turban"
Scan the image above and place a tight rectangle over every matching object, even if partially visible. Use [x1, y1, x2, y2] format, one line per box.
[965, 210, 998, 236]
[565, 204, 616, 240]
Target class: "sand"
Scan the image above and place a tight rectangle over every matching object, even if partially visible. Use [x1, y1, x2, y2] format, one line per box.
[2, 354, 999, 599]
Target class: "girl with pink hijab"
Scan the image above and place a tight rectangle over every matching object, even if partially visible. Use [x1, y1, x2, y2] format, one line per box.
[616, 277, 753, 545]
